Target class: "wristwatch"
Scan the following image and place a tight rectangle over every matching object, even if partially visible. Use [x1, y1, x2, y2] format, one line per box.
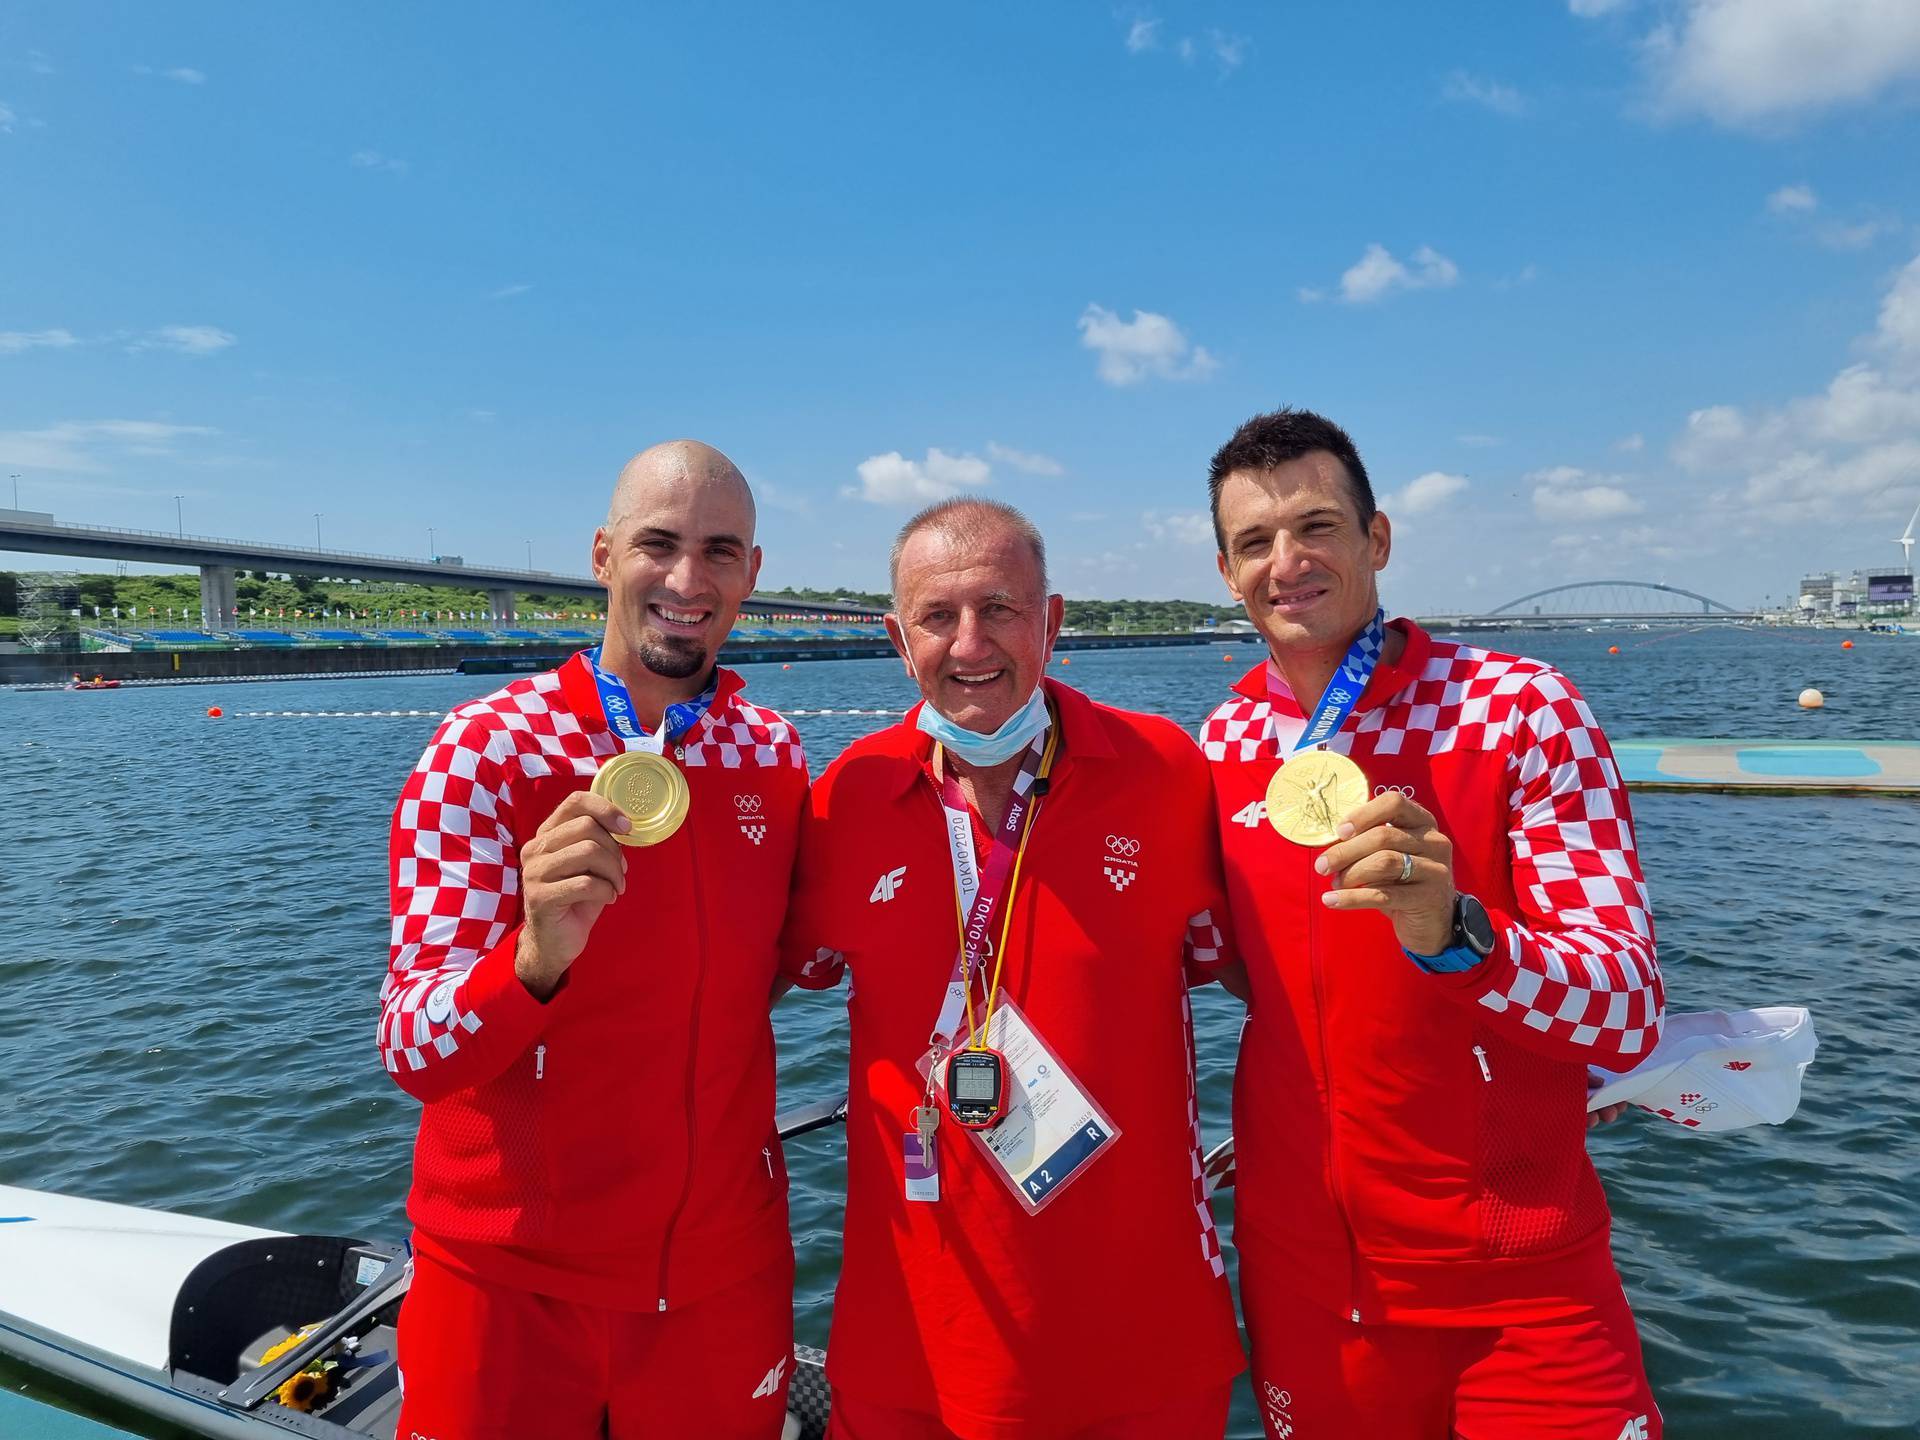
[1404, 893, 1496, 975]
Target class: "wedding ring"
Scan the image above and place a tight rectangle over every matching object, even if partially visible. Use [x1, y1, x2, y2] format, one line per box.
[1396, 851, 1415, 885]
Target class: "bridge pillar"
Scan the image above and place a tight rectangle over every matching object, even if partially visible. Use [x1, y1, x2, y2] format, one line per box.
[198, 565, 236, 629]
[488, 587, 517, 624]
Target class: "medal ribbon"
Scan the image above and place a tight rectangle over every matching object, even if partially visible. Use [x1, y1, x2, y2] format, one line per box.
[586, 646, 715, 753]
[929, 715, 1058, 1052]
[1272, 608, 1386, 759]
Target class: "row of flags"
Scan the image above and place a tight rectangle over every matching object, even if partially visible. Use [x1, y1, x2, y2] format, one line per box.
[88, 606, 609, 623]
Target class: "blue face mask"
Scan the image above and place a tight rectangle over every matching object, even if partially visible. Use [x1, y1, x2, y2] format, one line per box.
[916, 685, 1051, 767]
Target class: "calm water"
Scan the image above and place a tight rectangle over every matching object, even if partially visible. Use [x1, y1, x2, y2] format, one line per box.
[1, 627, 1916, 1437]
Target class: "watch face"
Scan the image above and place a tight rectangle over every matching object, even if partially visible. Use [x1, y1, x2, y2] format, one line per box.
[1460, 895, 1496, 955]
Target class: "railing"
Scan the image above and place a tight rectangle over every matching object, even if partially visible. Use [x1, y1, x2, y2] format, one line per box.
[0, 515, 588, 583]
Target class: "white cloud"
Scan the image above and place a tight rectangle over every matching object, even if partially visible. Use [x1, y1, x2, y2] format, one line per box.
[1385, 471, 1470, 514]
[165, 67, 205, 85]
[129, 325, 236, 357]
[986, 442, 1065, 476]
[1143, 510, 1215, 545]
[0, 101, 14, 134]
[0, 419, 219, 474]
[1077, 304, 1217, 386]
[846, 448, 990, 506]
[1875, 250, 1920, 353]
[1441, 70, 1527, 116]
[1177, 37, 1195, 64]
[1334, 244, 1460, 304]
[1766, 183, 1817, 214]
[487, 283, 533, 300]
[1529, 466, 1645, 521]
[1125, 18, 1161, 54]
[0, 328, 78, 355]
[1208, 30, 1248, 75]
[1816, 218, 1895, 251]
[1640, 0, 1920, 129]
[351, 149, 409, 176]
[1616, 432, 1646, 452]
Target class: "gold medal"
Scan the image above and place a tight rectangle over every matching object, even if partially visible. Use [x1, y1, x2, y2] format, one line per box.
[1265, 749, 1368, 848]
[590, 751, 690, 847]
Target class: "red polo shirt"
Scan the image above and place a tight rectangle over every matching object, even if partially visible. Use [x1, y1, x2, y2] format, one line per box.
[780, 679, 1244, 1437]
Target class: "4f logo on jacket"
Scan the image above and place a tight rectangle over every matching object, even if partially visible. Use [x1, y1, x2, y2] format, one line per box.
[1617, 1418, 1650, 1440]
[870, 866, 907, 903]
[750, 1353, 788, 1399]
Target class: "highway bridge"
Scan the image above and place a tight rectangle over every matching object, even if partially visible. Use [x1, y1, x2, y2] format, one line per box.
[0, 510, 884, 623]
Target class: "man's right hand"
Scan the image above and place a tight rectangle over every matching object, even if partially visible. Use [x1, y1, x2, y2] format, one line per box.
[515, 791, 631, 1000]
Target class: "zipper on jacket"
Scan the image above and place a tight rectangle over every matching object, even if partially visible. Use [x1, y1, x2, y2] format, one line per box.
[763, 1146, 774, 1179]
[655, 770, 708, 1314]
[1307, 858, 1367, 1324]
[1472, 1045, 1492, 1083]
[534, 1044, 546, 1081]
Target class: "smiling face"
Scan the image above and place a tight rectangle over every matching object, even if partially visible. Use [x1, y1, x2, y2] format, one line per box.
[592, 441, 761, 685]
[886, 518, 1064, 734]
[1215, 450, 1391, 658]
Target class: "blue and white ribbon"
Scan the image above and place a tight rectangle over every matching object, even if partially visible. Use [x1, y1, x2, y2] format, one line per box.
[1283, 608, 1385, 758]
[586, 646, 715, 753]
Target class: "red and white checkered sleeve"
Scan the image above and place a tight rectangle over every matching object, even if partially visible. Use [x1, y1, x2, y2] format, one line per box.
[1443, 669, 1665, 1071]
[378, 709, 548, 1102]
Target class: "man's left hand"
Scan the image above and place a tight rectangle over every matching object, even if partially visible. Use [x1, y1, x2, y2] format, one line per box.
[1314, 791, 1457, 956]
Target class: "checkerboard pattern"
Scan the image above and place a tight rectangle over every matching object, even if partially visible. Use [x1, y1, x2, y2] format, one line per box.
[1201, 638, 1663, 1067]
[1102, 864, 1137, 892]
[380, 669, 804, 1085]
[1183, 907, 1227, 969]
[683, 696, 805, 769]
[1180, 987, 1228, 1279]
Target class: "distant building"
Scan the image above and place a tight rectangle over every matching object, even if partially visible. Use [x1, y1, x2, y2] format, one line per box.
[1800, 568, 1913, 619]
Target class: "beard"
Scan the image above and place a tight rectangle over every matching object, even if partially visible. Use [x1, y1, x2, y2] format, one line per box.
[635, 632, 709, 680]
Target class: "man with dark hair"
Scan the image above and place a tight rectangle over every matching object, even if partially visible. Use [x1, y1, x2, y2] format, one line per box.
[1207, 408, 1376, 549]
[780, 497, 1245, 1438]
[1198, 410, 1666, 1439]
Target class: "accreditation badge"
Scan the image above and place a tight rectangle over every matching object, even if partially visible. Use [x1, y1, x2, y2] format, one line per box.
[920, 998, 1121, 1216]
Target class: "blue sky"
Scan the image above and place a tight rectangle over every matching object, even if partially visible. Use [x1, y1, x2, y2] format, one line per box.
[5, 2, 1920, 613]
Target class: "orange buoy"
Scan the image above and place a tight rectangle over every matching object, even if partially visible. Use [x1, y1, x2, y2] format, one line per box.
[207, 705, 223, 718]
[1222, 653, 1234, 662]
[1608, 645, 1620, 654]
[782, 663, 792, 670]
[1841, 639, 1854, 649]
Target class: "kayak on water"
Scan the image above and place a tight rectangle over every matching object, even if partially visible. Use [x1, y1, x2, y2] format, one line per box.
[1, 1098, 1247, 1440]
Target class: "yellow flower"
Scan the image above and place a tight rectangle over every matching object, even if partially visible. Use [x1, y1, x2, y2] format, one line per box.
[275, 1367, 334, 1412]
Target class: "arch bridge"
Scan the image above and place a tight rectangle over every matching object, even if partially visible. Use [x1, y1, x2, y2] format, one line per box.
[1425, 580, 1761, 629]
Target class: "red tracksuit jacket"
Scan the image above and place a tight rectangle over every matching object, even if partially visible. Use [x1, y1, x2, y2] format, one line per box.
[378, 654, 807, 1311]
[1202, 621, 1664, 1326]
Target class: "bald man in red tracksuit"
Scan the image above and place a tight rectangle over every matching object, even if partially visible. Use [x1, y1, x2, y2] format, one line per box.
[378, 654, 807, 1438]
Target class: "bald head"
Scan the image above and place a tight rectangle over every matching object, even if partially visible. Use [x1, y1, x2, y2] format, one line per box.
[607, 439, 756, 538]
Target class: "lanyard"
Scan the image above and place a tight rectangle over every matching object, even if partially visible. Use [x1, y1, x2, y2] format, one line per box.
[928, 715, 1058, 1052]
[1271, 608, 1386, 759]
[585, 646, 715, 753]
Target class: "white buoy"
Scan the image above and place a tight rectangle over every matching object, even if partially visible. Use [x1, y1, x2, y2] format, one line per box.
[1798, 688, 1825, 709]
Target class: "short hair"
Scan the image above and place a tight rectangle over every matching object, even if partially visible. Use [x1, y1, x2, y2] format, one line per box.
[889, 497, 1049, 599]
[1206, 408, 1376, 552]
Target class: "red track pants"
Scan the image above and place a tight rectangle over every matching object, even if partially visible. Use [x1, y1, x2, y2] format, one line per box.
[1242, 1265, 1660, 1440]
[826, 1384, 1231, 1440]
[394, 1248, 795, 1440]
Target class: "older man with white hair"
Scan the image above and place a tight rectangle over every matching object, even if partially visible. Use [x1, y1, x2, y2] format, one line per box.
[780, 497, 1244, 1439]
